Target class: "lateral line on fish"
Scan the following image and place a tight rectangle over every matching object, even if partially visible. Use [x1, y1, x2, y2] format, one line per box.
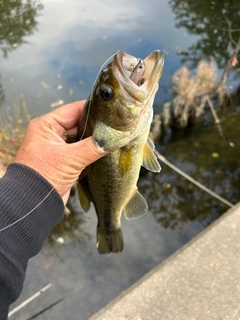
[0, 54, 116, 233]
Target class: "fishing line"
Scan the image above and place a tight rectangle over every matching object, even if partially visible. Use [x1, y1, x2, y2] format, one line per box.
[0, 54, 116, 234]
[0, 189, 56, 232]
[79, 53, 115, 141]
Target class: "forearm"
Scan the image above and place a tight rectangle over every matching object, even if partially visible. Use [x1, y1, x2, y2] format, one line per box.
[0, 163, 64, 319]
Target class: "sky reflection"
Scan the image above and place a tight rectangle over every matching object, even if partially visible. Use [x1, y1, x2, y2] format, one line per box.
[1, 0, 198, 114]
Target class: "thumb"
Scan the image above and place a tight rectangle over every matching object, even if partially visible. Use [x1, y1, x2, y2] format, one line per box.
[67, 136, 108, 170]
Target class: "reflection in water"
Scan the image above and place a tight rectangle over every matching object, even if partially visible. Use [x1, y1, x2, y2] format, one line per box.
[5, 1, 240, 318]
[46, 191, 92, 255]
[0, 80, 4, 105]
[0, 0, 43, 106]
[169, 0, 240, 69]
[0, 0, 43, 57]
[140, 108, 240, 230]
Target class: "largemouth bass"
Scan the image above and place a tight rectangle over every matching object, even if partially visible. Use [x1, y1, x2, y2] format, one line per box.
[77, 50, 164, 254]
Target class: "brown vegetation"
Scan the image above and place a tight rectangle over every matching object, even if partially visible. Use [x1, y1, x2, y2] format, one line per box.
[151, 36, 240, 142]
[0, 98, 30, 177]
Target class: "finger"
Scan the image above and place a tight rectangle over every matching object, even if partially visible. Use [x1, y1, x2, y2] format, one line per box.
[51, 100, 85, 121]
[68, 136, 108, 169]
[43, 100, 86, 133]
[65, 126, 78, 136]
[62, 191, 70, 205]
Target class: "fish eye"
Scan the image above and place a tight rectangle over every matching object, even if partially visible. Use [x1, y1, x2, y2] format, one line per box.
[99, 85, 113, 101]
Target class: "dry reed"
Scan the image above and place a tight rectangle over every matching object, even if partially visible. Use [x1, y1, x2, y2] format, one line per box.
[0, 97, 30, 177]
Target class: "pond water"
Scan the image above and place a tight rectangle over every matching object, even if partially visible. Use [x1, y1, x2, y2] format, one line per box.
[1, 0, 240, 319]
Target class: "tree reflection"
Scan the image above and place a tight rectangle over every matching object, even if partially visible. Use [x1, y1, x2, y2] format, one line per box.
[0, 81, 4, 105]
[140, 108, 240, 230]
[46, 192, 92, 255]
[0, 0, 43, 105]
[140, 170, 226, 230]
[169, 0, 240, 68]
[0, 0, 43, 57]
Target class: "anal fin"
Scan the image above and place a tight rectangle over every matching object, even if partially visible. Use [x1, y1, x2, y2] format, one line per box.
[124, 190, 148, 220]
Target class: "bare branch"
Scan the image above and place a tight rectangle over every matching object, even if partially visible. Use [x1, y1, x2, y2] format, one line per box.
[155, 150, 235, 208]
[224, 17, 237, 46]
[8, 284, 52, 317]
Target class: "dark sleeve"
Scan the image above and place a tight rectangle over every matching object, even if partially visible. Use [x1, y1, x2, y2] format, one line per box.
[0, 163, 64, 319]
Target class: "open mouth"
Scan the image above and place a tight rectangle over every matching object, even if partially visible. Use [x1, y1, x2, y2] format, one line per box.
[117, 50, 165, 88]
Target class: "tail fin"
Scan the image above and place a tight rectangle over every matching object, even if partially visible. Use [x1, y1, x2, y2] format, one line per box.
[96, 227, 124, 254]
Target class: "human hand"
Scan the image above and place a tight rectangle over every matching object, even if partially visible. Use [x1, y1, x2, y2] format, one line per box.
[14, 101, 107, 204]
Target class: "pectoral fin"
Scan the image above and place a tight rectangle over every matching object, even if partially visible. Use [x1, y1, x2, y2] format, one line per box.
[119, 147, 132, 176]
[124, 190, 148, 220]
[93, 121, 133, 151]
[147, 136, 155, 150]
[77, 179, 91, 213]
[142, 139, 161, 172]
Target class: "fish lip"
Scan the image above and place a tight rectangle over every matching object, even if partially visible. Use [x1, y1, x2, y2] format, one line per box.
[116, 50, 124, 71]
[114, 50, 164, 104]
[142, 50, 165, 87]
[116, 51, 136, 80]
[115, 50, 164, 97]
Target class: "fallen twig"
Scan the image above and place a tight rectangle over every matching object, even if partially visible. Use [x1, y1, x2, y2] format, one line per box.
[8, 283, 52, 317]
[26, 297, 64, 320]
[206, 97, 224, 138]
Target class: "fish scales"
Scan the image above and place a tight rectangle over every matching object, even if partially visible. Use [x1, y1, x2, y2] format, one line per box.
[77, 50, 165, 254]
[88, 144, 143, 226]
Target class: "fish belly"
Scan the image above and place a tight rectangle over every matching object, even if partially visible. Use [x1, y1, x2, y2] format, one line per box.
[87, 147, 142, 254]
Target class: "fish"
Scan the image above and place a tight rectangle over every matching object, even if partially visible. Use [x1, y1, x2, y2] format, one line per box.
[77, 50, 164, 254]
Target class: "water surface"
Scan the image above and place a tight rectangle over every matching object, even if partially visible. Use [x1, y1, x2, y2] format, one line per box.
[1, 0, 239, 319]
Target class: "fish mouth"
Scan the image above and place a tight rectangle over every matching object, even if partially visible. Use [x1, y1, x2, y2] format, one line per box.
[116, 50, 165, 102]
